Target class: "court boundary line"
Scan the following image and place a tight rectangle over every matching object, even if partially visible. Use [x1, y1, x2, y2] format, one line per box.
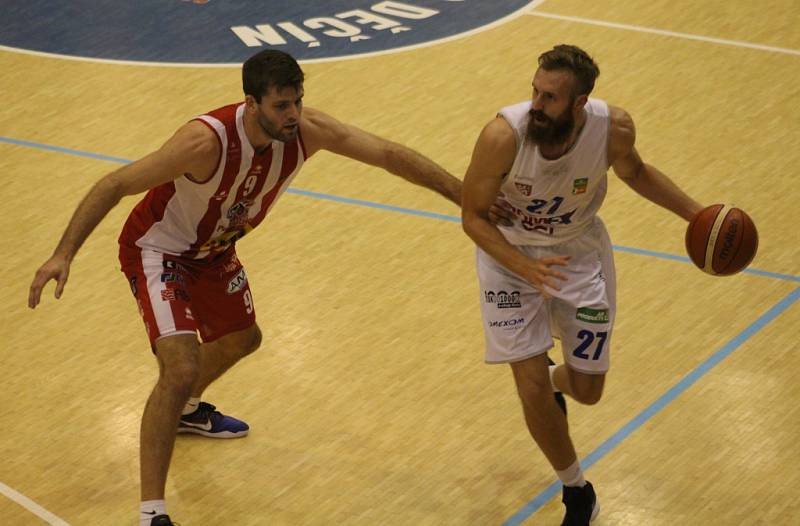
[3, 135, 797, 283]
[524, 11, 800, 56]
[502, 285, 800, 525]
[0, 0, 548, 68]
[0, 481, 71, 526]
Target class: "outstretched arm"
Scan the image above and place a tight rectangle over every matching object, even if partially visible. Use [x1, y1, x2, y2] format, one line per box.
[300, 107, 461, 206]
[461, 117, 569, 297]
[28, 121, 219, 308]
[609, 106, 704, 221]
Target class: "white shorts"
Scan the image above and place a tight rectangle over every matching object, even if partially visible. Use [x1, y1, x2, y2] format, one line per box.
[476, 218, 616, 374]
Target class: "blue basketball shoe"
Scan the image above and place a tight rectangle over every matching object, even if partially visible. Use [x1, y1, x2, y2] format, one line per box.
[178, 402, 249, 438]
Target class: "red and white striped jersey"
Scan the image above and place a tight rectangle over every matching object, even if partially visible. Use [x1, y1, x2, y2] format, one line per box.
[119, 103, 306, 261]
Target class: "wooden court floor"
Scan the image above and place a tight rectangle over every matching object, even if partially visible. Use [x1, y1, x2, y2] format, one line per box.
[2, 1, 799, 524]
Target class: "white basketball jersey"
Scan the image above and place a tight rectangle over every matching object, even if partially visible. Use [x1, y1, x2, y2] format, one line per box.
[497, 98, 610, 246]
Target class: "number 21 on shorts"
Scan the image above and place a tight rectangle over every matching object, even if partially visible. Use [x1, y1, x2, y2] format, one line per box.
[573, 330, 607, 360]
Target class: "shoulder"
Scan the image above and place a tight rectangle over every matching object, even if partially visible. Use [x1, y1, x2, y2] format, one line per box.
[480, 116, 516, 151]
[607, 105, 636, 163]
[467, 117, 516, 173]
[170, 120, 220, 159]
[299, 106, 349, 156]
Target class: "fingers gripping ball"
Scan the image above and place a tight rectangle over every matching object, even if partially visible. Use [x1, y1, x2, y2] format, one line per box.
[685, 204, 758, 275]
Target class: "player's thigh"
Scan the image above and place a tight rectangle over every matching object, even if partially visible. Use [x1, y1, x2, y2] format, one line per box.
[189, 250, 257, 344]
[476, 247, 552, 363]
[153, 333, 202, 387]
[121, 249, 199, 349]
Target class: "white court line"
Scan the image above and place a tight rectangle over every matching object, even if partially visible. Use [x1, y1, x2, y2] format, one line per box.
[0, 481, 71, 526]
[526, 11, 800, 56]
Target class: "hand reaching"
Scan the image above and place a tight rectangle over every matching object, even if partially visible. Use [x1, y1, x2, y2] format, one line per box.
[28, 255, 70, 309]
[488, 197, 515, 227]
[524, 255, 571, 299]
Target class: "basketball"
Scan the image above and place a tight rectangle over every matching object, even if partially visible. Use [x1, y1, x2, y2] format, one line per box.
[685, 204, 758, 275]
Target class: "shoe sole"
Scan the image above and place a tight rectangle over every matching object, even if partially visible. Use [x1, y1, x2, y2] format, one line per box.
[177, 427, 249, 438]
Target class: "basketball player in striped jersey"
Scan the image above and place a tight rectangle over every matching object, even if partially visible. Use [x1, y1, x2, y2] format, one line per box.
[461, 45, 704, 525]
[28, 50, 465, 526]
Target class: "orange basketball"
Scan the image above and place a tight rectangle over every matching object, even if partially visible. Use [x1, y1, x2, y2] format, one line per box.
[685, 204, 758, 275]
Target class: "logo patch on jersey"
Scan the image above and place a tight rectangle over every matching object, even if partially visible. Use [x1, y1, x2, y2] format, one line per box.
[484, 290, 521, 309]
[576, 307, 609, 324]
[572, 178, 588, 195]
[515, 182, 532, 197]
[226, 268, 248, 294]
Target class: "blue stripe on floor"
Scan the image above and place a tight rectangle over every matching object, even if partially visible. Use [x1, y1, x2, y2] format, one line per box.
[2, 135, 797, 282]
[501, 285, 800, 525]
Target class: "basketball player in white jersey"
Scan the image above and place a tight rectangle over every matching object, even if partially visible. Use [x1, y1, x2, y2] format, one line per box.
[461, 45, 704, 525]
[27, 50, 468, 526]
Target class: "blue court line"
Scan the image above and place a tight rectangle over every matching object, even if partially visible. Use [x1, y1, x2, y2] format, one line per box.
[502, 285, 800, 525]
[611, 245, 800, 283]
[0, 136, 132, 164]
[3, 135, 798, 282]
[285, 187, 461, 223]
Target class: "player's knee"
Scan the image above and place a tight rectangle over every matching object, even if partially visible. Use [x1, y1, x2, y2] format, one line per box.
[242, 324, 262, 355]
[515, 379, 554, 414]
[566, 369, 605, 405]
[161, 360, 200, 395]
[569, 382, 604, 405]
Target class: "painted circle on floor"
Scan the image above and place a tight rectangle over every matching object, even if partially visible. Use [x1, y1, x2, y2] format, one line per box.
[2, 0, 536, 64]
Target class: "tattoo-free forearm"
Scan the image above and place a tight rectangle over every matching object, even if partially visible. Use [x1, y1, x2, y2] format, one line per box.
[385, 144, 462, 206]
[53, 176, 124, 261]
[625, 163, 703, 221]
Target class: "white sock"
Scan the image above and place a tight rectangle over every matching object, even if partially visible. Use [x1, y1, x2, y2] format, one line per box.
[182, 397, 201, 416]
[549, 364, 561, 393]
[556, 460, 586, 488]
[140, 500, 166, 525]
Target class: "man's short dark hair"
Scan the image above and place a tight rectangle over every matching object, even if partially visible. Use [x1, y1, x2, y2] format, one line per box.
[242, 50, 305, 103]
[538, 45, 600, 97]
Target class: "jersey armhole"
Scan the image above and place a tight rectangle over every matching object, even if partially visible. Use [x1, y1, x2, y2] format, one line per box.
[297, 127, 308, 160]
[187, 117, 223, 184]
[496, 111, 522, 152]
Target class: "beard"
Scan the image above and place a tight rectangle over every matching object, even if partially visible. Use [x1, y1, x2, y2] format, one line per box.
[525, 105, 575, 147]
[257, 113, 298, 142]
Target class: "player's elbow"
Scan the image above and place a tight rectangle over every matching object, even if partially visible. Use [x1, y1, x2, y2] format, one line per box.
[95, 173, 127, 204]
[461, 208, 485, 239]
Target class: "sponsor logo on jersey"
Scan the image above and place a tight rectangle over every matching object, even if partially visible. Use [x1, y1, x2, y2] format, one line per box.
[520, 210, 576, 231]
[484, 290, 521, 309]
[160, 272, 186, 284]
[576, 307, 608, 323]
[227, 199, 254, 227]
[161, 288, 190, 302]
[227, 268, 248, 294]
[488, 317, 525, 329]
[129, 276, 138, 296]
[0, 1, 534, 63]
[162, 260, 188, 272]
[572, 178, 588, 195]
[515, 182, 532, 196]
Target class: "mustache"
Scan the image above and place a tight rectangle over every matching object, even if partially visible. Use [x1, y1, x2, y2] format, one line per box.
[529, 109, 551, 122]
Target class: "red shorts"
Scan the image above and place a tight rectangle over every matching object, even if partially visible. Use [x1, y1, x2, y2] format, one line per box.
[120, 246, 256, 348]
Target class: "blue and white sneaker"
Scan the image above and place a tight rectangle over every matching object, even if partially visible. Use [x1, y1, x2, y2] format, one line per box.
[178, 402, 249, 438]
